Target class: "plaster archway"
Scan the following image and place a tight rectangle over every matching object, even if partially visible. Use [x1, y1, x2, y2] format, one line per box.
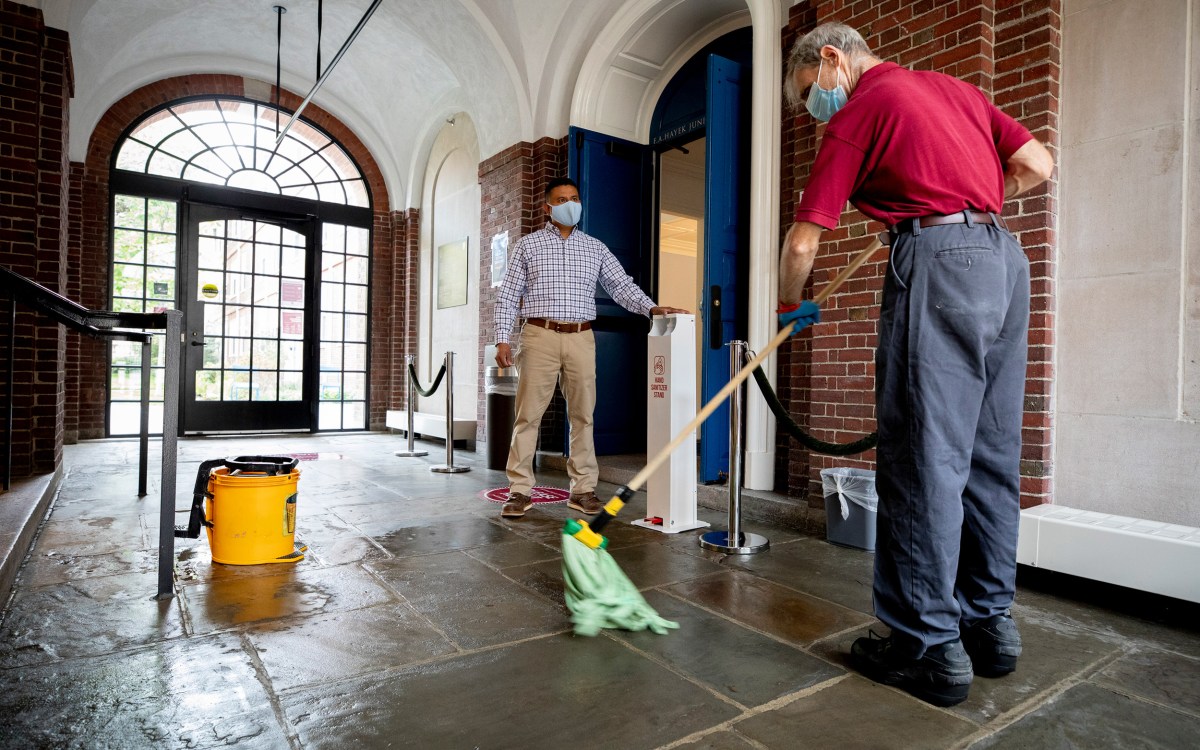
[571, 0, 750, 144]
[417, 114, 483, 420]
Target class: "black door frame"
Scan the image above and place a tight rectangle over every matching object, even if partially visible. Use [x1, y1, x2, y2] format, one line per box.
[180, 202, 318, 433]
[107, 174, 373, 436]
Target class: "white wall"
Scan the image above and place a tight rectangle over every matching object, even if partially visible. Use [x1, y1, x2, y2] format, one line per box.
[1057, 0, 1200, 525]
[417, 115, 481, 418]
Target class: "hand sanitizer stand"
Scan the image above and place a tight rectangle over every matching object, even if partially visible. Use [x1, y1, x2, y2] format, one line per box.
[633, 314, 709, 535]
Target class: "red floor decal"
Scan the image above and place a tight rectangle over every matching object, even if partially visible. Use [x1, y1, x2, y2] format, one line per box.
[480, 486, 570, 504]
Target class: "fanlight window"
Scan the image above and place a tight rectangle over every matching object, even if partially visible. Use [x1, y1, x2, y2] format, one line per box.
[115, 98, 368, 207]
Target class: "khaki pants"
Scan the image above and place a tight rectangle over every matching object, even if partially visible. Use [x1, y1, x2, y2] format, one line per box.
[506, 323, 597, 496]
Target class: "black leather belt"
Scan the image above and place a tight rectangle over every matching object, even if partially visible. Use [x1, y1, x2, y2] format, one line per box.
[890, 211, 1007, 235]
[524, 318, 592, 333]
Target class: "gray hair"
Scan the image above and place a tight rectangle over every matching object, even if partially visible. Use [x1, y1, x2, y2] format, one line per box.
[784, 22, 873, 110]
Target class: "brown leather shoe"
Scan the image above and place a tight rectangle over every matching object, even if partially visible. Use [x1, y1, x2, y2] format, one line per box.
[501, 491, 533, 518]
[568, 491, 602, 515]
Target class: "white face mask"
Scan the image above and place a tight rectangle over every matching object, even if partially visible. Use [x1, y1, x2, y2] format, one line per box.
[550, 200, 582, 227]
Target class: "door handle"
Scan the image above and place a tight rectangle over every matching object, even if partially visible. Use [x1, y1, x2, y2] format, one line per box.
[709, 284, 722, 349]
[189, 340, 205, 347]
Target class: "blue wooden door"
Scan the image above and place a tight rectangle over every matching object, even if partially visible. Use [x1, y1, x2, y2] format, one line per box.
[699, 55, 750, 482]
[568, 127, 652, 455]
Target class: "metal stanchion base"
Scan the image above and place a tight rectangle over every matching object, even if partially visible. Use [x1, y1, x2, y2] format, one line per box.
[394, 450, 428, 457]
[699, 530, 769, 554]
[430, 465, 470, 473]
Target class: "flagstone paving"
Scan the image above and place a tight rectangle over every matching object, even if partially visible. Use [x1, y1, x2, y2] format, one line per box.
[0, 432, 1197, 748]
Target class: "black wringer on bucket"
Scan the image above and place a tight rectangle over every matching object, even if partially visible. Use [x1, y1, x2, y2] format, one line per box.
[175, 455, 306, 565]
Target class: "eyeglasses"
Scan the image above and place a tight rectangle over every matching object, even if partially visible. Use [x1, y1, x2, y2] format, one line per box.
[547, 195, 581, 205]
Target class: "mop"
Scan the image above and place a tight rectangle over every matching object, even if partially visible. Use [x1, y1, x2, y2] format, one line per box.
[560, 236, 887, 636]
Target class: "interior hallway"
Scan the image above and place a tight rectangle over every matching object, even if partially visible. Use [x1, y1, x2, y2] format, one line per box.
[1, 432, 1197, 749]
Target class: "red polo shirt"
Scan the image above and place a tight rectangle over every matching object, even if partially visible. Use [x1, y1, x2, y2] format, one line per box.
[794, 62, 1034, 229]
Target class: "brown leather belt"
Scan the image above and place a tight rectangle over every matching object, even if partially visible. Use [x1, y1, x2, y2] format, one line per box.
[890, 211, 1007, 234]
[524, 317, 592, 333]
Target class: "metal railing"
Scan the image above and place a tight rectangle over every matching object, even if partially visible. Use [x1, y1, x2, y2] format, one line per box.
[0, 266, 182, 599]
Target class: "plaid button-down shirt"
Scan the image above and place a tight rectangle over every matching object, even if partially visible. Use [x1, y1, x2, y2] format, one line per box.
[494, 223, 656, 344]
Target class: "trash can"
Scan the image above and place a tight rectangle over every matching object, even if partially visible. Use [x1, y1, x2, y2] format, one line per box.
[179, 455, 305, 565]
[820, 467, 878, 551]
[485, 366, 518, 470]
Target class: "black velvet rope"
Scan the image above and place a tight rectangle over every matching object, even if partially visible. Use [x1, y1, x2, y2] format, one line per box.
[407, 362, 446, 398]
[748, 363, 879, 456]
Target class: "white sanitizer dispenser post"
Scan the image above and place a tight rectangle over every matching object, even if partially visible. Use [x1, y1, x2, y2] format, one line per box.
[633, 313, 710, 534]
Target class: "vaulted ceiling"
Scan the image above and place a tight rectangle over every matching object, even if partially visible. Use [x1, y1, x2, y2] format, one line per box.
[23, 0, 765, 209]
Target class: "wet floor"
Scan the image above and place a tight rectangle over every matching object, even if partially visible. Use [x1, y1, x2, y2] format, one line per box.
[1, 433, 1197, 748]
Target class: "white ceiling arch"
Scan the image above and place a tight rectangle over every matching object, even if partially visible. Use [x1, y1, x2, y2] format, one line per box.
[571, 0, 753, 144]
[20, 0, 783, 210]
[28, 0, 534, 213]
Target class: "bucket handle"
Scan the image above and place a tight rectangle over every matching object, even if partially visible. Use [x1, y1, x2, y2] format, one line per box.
[174, 458, 226, 539]
[223, 455, 299, 476]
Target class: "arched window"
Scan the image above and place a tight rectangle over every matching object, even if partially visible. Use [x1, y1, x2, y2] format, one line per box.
[114, 97, 369, 207]
[108, 97, 373, 436]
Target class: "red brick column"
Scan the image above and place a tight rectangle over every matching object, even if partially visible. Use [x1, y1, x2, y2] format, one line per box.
[995, 0, 1060, 508]
[70, 76, 399, 435]
[779, 2, 1060, 511]
[476, 137, 567, 444]
[393, 207, 420, 411]
[0, 1, 73, 476]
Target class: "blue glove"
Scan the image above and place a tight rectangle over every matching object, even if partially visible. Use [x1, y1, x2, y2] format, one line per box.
[779, 300, 820, 336]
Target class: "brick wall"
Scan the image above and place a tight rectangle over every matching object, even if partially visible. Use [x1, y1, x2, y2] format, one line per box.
[0, 0, 73, 477]
[394, 207, 420, 410]
[994, 1, 1060, 508]
[779, 1, 1059, 510]
[69, 75, 403, 436]
[476, 136, 568, 448]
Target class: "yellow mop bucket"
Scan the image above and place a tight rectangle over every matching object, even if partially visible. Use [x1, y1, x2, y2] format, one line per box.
[175, 455, 305, 565]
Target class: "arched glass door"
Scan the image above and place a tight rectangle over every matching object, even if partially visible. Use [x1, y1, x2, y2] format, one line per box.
[183, 207, 315, 432]
[108, 97, 372, 435]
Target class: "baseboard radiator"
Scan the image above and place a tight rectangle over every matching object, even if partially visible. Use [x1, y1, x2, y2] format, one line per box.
[1017, 505, 1200, 604]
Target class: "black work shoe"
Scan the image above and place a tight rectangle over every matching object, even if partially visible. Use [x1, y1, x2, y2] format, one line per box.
[850, 632, 973, 707]
[962, 613, 1022, 677]
[501, 491, 533, 518]
[567, 491, 602, 515]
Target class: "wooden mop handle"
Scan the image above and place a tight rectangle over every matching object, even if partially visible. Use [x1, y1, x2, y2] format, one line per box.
[626, 235, 885, 493]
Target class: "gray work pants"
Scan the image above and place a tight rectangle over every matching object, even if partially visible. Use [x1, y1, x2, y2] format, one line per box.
[873, 217, 1030, 657]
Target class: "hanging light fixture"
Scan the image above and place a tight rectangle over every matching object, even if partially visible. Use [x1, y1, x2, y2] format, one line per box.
[273, 0, 383, 150]
[273, 5, 286, 137]
[316, 0, 324, 79]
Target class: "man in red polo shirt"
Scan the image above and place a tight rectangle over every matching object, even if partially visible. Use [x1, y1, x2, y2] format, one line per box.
[778, 22, 1054, 707]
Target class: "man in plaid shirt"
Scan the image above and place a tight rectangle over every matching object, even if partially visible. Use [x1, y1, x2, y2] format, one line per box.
[494, 177, 687, 518]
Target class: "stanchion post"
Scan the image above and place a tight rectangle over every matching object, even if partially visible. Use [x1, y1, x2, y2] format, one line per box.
[395, 353, 428, 457]
[431, 350, 469, 474]
[156, 309, 182, 600]
[700, 340, 768, 554]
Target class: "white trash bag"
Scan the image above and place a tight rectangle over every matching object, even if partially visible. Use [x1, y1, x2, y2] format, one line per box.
[820, 467, 878, 520]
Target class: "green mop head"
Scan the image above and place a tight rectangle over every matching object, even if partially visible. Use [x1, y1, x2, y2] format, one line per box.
[561, 520, 679, 637]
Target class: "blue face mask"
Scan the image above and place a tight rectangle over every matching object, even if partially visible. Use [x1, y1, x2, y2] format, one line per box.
[550, 200, 582, 227]
[806, 59, 848, 122]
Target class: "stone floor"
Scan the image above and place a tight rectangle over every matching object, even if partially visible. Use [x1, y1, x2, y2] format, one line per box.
[1, 432, 1198, 749]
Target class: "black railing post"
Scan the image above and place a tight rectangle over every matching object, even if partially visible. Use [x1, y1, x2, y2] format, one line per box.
[138, 336, 151, 497]
[4, 297, 13, 491]
[155, 310, 182, 600]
